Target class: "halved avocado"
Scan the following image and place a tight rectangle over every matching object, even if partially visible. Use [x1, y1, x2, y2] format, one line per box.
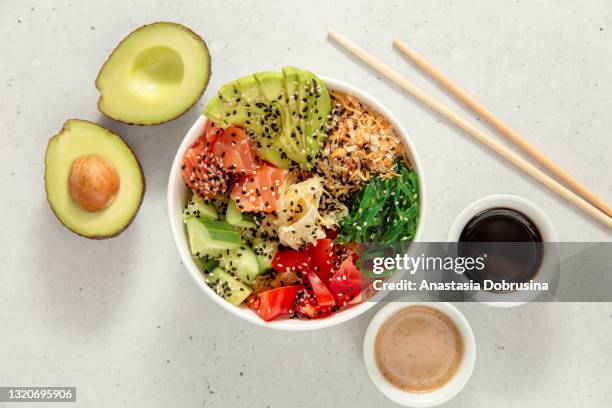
[96, 22, 211, 125]
[44, 119, 145, 239]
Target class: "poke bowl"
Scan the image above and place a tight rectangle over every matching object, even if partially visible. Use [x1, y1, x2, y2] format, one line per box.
[168, 70, 426, 330]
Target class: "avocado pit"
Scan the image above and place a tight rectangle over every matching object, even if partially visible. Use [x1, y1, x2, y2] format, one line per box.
[68, 155, 120, 212]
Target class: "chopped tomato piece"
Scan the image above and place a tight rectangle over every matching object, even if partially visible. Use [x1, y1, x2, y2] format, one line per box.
[307, 239, 334, 282]
[247, 285, 300, 322]
[328, 257, 365, 300]
[272, 249, 310, 273]
[306, 270, 336, 307]
[294, 292, 333, 319]
[348, 293, 363, 305]
[211, 126, 258, 174]
[344, 241, 362, 262]
[230, 163, 289, 213]
[324, 228, 339, 240]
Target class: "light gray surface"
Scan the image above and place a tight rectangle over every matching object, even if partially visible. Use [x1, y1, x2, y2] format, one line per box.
[1, 0, 611, 407]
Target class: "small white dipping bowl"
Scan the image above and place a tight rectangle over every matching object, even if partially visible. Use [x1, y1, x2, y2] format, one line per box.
[363, 301, 476, 407]
[448, 194, 559, 307]
[167, 77, 427, 330]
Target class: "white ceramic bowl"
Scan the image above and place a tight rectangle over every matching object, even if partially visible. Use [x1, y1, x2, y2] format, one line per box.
[363, 301, 476, 407]
[167, 77, 427, 330]
[448, 194, 559, 307]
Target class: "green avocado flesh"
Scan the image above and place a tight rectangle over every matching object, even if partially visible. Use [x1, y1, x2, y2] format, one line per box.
[203, 67, 331, 169]
[96, 22, 211, 125]
[45, 119, 144, 238]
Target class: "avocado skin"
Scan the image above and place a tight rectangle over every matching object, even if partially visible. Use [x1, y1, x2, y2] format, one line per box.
[44, 119, 146, 239]
[95, 22, 211, 126]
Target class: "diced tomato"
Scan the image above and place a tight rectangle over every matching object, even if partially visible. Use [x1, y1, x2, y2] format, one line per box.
[181, 146, 227, 201]
[348, 293, 363, 305]
[230, 163, 289, 213]
[247, 286, 300, 322]
[344, 241, 362, 262]
[294, 292, 333, 319]
[306, 270, 336, 307]
[211, 126, 258, 174]
[272, 249, 310, 273]
[324, 228, 339, 240]
[307, 239, 334, 282]
[296, 303, 333, 319]
[328, 257, 365, 300]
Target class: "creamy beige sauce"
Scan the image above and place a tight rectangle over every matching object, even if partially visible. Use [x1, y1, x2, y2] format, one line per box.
[375, 306, 463, 393]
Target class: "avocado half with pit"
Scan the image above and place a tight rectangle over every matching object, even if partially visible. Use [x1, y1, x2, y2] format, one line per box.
[44, 119, 145, 238]
[96, 22, 211, 125]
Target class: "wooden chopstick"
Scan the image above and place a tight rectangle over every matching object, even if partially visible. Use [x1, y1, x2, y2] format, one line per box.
[393, 38, 612, 218]
[327, 29, 612, 229]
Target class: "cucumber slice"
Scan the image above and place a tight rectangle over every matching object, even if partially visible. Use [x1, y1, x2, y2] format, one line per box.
[185, 217, 242, 257]
[239, 226, 257, 246]
[211, 194, 229, 218]
[183, 193, 218, 222]
[219, 246, 261, 283]
[226, 200, 256, 229]
[195, 256, 220, 273]
[206, 267, 252, 306]
[252, 237, 278, 273]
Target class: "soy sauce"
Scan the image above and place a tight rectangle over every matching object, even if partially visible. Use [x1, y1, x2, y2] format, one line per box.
[458, 208, 543, 284]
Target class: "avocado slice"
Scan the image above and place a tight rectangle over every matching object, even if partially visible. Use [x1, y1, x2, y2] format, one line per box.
[44, 119, 145, 239]
[298, 69, 331, 160]
[203, 67, 331, 169]
[252, 71, 295, 168]
[96, 22, 211, 125]
[278, 67, 332, 166]
[279, 67, 305, 165]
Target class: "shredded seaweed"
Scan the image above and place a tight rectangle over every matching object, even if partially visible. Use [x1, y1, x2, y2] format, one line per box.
[338, 162, 419, 243]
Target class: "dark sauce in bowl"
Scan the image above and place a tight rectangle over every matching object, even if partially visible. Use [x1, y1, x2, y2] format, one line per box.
[458, 208, 543, 285]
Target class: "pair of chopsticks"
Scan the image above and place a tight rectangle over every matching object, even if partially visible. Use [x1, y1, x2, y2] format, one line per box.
[327, 30, 612, 229]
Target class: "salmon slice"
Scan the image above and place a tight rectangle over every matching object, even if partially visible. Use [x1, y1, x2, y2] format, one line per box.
[181, 120, 227, 201]
[211, 126, 259, 174]
[230, 163, 289, 213]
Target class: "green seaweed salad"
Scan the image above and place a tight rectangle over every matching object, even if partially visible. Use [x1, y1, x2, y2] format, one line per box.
[338, 161, 419, 243]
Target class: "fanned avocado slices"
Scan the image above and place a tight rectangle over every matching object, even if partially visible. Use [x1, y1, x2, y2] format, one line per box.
[203, 67, 331, 169]
[44, 119, 145, 239]
[96, 22, 211, 125]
